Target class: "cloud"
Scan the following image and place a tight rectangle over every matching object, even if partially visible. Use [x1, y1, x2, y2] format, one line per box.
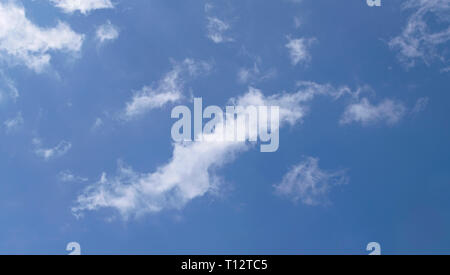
[411, 97, 429, 114]
[0, 71, 19, 102]
[33, 139, 72, 161]
[96, 21, 119, 44]
[286, 37, 316, 66]
[59, 170, 88, 183]
[123, 59, 212, 120]
[389, 0, 450, 68]
[206, 17, 233, 43]
[340, 98, 407, 126]
[73, 82, 341, 219]
[0, 2, 84, 72]
[274, 157, 348, 206]
[237, 63, 276, 85]
[50, 0, 114, 14]
[91, 117, 104, 131]
[3, 112, 23, 133]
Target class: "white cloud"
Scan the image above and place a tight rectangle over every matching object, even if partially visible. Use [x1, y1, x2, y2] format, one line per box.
[274, 157, 348, 206]
[96, 21, 119, 44]
[0, 71, 19, 102]
[340, 98, 407, 126]
[3, 112, 23, 133]
[59, 170, 88, 183]
[389, 0, 450, 68]
[206, 17, 233, 43]
[73, 82, 341, 219]
[50, 0, 114, 14]
[0, 2, 84, 72]
[123, 59, 212, 120]
[33, 138, 72, 161]
[286, 37, 316, 66]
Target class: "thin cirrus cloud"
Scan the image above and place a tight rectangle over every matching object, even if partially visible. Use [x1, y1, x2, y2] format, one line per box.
[389, 0, 450, 68]
[340, 98, 407, 126]
[123, 59, 212, 120]
[274, 157, 348, 206]
[33, 139, 72, 161]
[0, 1, 84, 73]
[73, 82, 354, 219]
[96, 21, 119, 44]
[49, 0, 114, 14]
[285, 37, 317, 66]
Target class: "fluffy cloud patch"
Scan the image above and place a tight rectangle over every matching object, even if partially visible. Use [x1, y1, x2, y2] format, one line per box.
[0, 2, 84, 72]
[340, 98, 407, 126]
[50, 0, 114, 14]
[33, 139, 72, 161]
[275, 157, 348, 206]
[123, 59, 212, 120]
[73, 82, 342, 219]
[96, 21, 119, 44]
[286, 37, 316, 66]
[389, 0, 450, 68]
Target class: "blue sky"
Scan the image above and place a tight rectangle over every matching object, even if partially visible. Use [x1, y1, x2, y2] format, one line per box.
[0, 0, 449, 255]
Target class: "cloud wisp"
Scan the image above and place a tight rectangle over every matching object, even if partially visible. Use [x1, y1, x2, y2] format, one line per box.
[3, 112, 23, 133]
[96, 21, 119, 44]
[206, 17, 233, 44]
[33, 139, 72, 161]
[389, 0, 450, 68]
[286, 37, 317, 66]
[275, 157, 348, 206]
[123, 59, 212, 120]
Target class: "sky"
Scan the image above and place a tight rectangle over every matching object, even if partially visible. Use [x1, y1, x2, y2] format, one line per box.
[0, 0, 449, 255]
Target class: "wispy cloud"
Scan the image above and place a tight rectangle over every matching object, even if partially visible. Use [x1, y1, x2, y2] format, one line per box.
[286, 37, 317, 66]
[275, 157, 348, 206]
[123, 59, 212, 120]
[238, 63, 276, 85]
[59, 170, 88, 183]
[4, 112, 23, 133]
[411, 97, 429, 114]
[0, 2, 84, 72]
[389, 0, 450, 68]
[96, 21, 119, 44]
[340, 98, 407, 126]
[0, 71, 19, 102]
[33, 139, 72, 161]
[50, 0, 114, 14]
[206, 17, 233, 43]
[73, 82, 343, 219]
